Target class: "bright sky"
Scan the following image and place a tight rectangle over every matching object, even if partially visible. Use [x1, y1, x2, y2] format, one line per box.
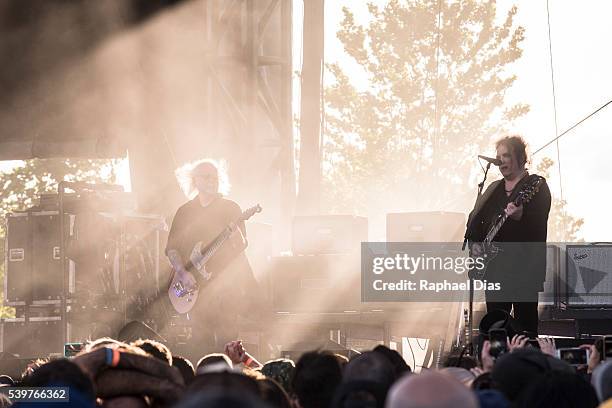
[321, 0, 612, 242]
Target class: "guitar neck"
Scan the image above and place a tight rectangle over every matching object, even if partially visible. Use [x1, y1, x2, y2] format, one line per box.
[184, 218, 245, 273]
[484, 194, 526, 244]
[201, 228, 233, 263]
[485, 212, 508, 244]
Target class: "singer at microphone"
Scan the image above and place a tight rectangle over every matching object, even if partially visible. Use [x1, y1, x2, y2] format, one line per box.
[466, 135, 551, 336]
[477, 155, 502, 166]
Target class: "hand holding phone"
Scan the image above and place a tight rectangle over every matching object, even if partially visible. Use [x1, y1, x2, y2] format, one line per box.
[603, 336, 612, 361]
[489, 328, 508, 358]
[557, 347, 589, 367]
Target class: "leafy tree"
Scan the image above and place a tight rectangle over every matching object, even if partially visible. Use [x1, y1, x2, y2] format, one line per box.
[0, 158, 118, 317]
[323, 0, 528, 215]
[536, 157, 583, 242]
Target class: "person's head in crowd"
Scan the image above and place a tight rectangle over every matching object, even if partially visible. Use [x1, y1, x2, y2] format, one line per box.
[101, 396, 149, 408]
[343, 352, 395, 391]
[196, 353, 233, 374]
[19, 358, 96, 407]
[175, 390, 272, 408]
[334, 354, 349, 369]
[514, 370, 598, 408]
[471, 372, 493, 391]
[0, 375, 14, 386]
[386, 370, 478, 408]
[258, 377, 292, 408]
[131, 338, 172, 365]
[91, 344, 184, 406]
[332, 380, 387, 408]
[442, 350, 478, 370]
[173, 355, 196, 385]
[373, 345, 411, 378]
[592, 360, 612, 402]
[261, 359, 295, 393]
[291, 350, 343, 408]
[491, 347, 574, 402]
[440, 367, 476, 387]
[187, 371, 261, 397]
[475, 389, 509, 408]
[21, 358, 49, 379]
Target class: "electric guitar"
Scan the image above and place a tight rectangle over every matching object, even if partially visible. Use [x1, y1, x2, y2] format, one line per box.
[167, 204, 262, 314]
[468, 175, 544, 280]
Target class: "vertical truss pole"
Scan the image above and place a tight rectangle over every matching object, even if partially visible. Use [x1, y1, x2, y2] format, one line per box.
[280, 0, 296, 224]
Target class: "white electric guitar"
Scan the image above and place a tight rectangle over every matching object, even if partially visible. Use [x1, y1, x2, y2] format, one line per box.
[167, 204, 262, 314]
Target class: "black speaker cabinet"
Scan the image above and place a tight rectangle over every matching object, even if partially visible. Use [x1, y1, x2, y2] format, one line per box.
[386, 212, 465, 242]
[5, 212, 74, 305]
[292, 215, 368, 255]
[1, 317, 63, 358]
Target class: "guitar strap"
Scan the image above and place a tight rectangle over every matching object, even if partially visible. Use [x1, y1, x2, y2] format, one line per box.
[505, 173, 534, 204]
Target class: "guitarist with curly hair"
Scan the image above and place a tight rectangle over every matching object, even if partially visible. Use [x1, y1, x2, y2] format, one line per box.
[165, 159, 261, 354]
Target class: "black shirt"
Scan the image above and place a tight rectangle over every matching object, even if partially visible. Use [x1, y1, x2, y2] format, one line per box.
[466, 174, 552, 291]
[166, 196, 251, 282]
[467, 175, 551, 244]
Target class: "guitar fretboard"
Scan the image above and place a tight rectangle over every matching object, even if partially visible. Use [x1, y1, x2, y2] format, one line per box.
[485, 212, 509, 244]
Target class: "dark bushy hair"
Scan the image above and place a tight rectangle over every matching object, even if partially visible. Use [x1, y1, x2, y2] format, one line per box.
[173, 355, 196, 385]
[291, 350, 342, 408]
[373, 345, 411, 377]
[132, 338, 172, 365]
[496, 135, 528, 167]
[514, 371, 598, 408]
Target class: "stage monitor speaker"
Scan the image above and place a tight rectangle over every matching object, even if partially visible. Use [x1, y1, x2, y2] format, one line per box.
[270, 254, 361, 313]
[565, 245, 612, 308]
[386, 212, 465, 242]
[292, 215, 368, 255]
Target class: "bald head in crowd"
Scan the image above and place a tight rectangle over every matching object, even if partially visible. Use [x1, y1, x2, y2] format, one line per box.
[385, 370, 477, 408]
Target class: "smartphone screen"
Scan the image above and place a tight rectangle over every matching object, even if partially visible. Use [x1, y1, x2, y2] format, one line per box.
[604, 336, 612, 360]
[558, 348, 588, 366]
[64, 342, 84, 358]
[489, 328, 508, 358]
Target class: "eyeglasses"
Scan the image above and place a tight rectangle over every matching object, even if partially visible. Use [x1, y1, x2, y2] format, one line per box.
[193, 173, 217, 180]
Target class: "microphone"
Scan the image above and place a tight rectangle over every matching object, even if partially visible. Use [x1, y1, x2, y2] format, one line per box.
[478, 155, 502, 166]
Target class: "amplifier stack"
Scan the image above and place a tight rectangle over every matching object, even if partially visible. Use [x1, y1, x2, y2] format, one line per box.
[2, 187, 165, 358]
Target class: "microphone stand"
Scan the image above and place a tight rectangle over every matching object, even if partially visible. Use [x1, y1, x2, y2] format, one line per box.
[462, 161, 492, 355]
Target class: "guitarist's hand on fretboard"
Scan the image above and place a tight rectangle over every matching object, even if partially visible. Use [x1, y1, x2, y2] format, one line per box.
[504, 202, 523, 221]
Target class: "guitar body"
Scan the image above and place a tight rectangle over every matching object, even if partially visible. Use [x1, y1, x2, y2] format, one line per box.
[468, 242, 501, 280]
[468, 175, 544, 280]
[168, 269, 199, 314]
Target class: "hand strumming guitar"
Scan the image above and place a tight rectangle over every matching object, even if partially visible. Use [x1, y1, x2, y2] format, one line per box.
[177, 267, 197, 291]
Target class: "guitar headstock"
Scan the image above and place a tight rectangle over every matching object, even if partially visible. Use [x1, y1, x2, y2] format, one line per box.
[241, 204, 263, 221]
[515, 175, 544, 206]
